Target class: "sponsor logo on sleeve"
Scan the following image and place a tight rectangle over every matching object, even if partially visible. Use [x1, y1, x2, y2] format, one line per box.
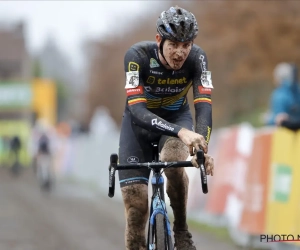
[198, 86, 212, 94]
[206, 126, 211, 142]
[128, 62, 139, 71]
[199, 55, 207, 71]
[125, 71, 139, 89]
[151, 118, 174, 131]
[126, 86, 144, 96]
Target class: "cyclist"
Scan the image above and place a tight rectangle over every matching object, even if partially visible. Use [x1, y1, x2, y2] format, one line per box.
[9, 135, 22, 174]
[10, 135, 21, 154]
[118, 6, 214, 250]
[29, 119, 55, 173]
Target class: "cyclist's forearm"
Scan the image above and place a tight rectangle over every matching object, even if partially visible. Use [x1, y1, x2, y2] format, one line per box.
[129, 105, 182, 137]
[195, 103, 212, 143]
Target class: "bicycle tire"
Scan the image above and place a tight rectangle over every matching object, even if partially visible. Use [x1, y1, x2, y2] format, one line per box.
[155, 213, 167, 250]
[36, 154, 53, 191]
[10, 162, 21, 176]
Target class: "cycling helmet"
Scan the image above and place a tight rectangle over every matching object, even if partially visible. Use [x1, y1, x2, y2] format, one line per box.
[156, 6, 199, 42]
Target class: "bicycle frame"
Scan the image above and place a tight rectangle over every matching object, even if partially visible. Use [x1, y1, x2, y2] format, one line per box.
[10, 150, 22, 176]
[147, 172, 173, 249]
[36, 152, 54, 191]
[147, 143, 173, 249]
[108, 145, 208, 250]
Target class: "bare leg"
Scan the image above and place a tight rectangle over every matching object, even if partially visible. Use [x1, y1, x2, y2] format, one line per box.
[160, 138, 196, 249]
[121, 184, 149, 250]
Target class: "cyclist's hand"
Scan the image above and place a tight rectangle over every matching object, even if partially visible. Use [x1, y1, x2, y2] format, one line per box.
[178, 128, 208, 154]
[191, 153, 214, 176]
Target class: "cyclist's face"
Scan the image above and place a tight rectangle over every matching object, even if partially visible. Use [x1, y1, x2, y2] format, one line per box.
[156, 35, 193, 70]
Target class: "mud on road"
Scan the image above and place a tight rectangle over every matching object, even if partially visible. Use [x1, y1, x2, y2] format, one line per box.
[0, 168, 239, 250]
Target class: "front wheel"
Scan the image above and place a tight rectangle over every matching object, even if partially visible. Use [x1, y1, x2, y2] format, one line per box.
[36, 154, 53, 191]
[10, 161, 22, 176]
[155, 213, 167, 250]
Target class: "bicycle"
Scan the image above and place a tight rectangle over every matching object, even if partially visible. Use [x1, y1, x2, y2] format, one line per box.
[108, 142, 208, 250]
[36, 152, 54, 191]
[10, 150, 22, 177]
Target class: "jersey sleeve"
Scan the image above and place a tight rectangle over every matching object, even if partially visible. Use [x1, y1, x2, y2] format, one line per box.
[192, 50, 213, 143]
[124, 47, 182, 136]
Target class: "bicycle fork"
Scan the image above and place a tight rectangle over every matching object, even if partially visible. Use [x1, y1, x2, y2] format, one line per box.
[147, 174, 173, 250]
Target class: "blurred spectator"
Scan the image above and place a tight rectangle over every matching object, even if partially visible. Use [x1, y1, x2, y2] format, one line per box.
[28, 118, 57, 171]
[275, 64, 300, 130]
[9, 135, 22, 174]
[266, 62, 300, 130]
[10, 135, 21, 154]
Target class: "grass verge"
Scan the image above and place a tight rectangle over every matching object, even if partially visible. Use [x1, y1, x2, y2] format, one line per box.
[187, 218, 234, 244]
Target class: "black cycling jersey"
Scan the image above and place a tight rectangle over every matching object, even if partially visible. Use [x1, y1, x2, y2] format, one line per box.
[124, 41, 212, 143]
[119, 41, 213, 187]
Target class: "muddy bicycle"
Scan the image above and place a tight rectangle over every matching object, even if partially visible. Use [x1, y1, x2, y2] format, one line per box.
[108, 142, 208, 250]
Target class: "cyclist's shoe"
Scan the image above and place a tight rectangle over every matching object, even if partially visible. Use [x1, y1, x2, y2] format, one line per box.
[174, 230, 196, 250]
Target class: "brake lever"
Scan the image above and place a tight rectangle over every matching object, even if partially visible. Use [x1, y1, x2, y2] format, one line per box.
[108, 154, 118, 198]
[196, 150, 208, 194]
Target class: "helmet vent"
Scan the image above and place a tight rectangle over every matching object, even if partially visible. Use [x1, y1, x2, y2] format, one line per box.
[180, 21, 185, 38]
[169, 23, 177, 34]
[176, 8, 182, 15]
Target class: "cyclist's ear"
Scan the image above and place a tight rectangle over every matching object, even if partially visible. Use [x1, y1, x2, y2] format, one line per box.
[155, 34, 162, 47]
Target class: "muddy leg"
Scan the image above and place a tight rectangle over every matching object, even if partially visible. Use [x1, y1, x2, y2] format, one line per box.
[160, 138, 190, 231]
[121, 184, 148, 250]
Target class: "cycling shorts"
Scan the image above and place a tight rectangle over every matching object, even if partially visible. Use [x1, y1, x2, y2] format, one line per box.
[118, 108, 193, 188]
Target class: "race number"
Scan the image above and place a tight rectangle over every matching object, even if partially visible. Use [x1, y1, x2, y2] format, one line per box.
[201, 71, 214, 89]
[125, 71, 139, 89]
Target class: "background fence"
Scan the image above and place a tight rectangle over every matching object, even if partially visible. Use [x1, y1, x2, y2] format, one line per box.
[55, 122, 300, 250]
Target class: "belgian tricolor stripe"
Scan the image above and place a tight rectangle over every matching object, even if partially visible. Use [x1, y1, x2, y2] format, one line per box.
[128, 98, 147, 106]
[194, 98, 211, 105]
